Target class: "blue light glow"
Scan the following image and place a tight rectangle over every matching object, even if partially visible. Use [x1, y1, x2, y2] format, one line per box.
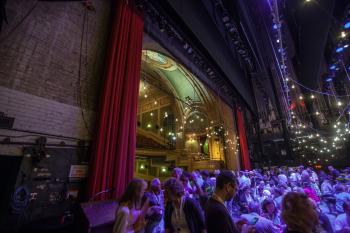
[273, 24, 278, 30]
[326, 78, 333, 82]
[330, 65, 336, 70]
[345, 22, 350, 29]
[336, 47, 344, 53]
[344, 44, 349, 48]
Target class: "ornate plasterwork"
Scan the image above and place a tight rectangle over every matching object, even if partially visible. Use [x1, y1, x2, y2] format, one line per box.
[142, 50, 177, 71]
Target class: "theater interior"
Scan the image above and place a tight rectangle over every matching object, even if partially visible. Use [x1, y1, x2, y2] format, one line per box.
[0, 0, 350, 232]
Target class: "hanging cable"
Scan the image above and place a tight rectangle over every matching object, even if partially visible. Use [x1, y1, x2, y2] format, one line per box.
[77, 6, 92, 136]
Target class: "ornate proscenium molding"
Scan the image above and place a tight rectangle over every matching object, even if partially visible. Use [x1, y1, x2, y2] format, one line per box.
[143, 0, 242, 108]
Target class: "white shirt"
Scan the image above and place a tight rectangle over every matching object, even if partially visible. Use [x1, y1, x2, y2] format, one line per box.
[171, 197, 190, 233]
[241, 213, 279, 233]
[239, 175, 251, 187]
[321, 180, 333, 195]
[278, 174, 288, 185]
[310, 171, 319, 183]
[289, 173, 298, 182]
[113, 206, 141, 233]
[334, 213, 350, 232]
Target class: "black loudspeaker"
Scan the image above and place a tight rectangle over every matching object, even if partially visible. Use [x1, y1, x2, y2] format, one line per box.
[79, 200, 118, 233]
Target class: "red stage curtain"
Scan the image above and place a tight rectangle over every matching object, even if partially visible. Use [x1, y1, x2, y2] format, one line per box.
[236, 107, 251, 170]
[88, 0, 144, 200]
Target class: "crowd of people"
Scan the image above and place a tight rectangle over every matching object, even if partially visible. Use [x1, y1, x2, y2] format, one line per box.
[112, 165, 350, 233]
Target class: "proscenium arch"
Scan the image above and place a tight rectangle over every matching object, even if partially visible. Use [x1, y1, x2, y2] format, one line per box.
[141, 49, 222, 121]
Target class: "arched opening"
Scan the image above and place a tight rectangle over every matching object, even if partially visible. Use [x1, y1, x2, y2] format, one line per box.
[135, 49, 240, 180]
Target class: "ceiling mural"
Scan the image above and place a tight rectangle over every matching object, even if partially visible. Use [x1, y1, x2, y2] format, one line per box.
[141, 49, 216, 109]
[142, 50, 177, 71]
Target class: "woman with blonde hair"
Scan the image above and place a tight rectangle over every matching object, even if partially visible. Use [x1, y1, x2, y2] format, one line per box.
[113, 178, 149, 233]
[281, 192, 319, 233]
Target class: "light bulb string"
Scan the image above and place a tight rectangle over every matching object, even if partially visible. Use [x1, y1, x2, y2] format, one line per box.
[267, 0, 350, 99]
[265, 0, 293, 123]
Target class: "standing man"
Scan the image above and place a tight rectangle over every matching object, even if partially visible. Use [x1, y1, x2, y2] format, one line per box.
[172, 167, 183, 180]
[205, 171, 239, 233]
[144, 178, 164, 233]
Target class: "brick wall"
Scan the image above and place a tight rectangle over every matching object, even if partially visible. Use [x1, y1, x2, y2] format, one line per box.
[0, 0, 111, 152]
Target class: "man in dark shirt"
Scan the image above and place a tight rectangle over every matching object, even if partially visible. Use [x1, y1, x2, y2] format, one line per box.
[205, 170, 239, 233]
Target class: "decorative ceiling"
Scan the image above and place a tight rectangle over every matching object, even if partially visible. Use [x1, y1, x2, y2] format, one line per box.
[141, 49, 216, 108]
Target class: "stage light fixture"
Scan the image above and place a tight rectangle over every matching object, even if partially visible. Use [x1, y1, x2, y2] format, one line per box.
[330, 65, 336, 70]
[326, 77, 333, 82]
[341, 31, 347, 38]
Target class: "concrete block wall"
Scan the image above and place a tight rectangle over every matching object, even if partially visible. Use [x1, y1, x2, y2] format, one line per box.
[0, 0, 111, 154]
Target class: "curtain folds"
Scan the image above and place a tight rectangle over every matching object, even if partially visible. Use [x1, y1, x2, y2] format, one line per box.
[236, 107, 251, 170]
[88, 0, 144, 200]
